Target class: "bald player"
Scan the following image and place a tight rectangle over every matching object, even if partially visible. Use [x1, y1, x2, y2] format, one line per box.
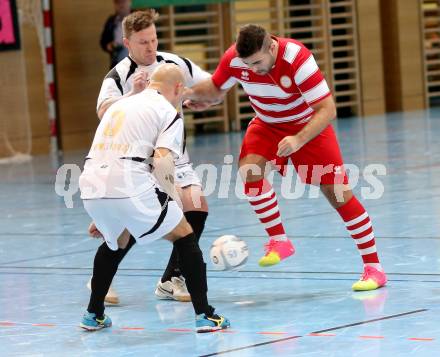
[93, 9, 212, 304]
[79, 65, 230, 333]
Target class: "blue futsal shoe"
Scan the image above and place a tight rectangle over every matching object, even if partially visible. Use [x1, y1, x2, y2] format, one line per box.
[80, 311, 112, 331]
[195, 312, 230, 333]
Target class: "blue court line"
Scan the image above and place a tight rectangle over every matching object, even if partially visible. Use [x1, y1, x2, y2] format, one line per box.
[204, 192, 440, 233]
[205, 172, 440, 204]
[0, 182, 55, 186]
[0, 230, 87, 235]
[199, 309, 428, 357]
[1, 233, 439, 240]
[0, 249, 95, 266]
[1, 266, 440, 277]
[0, 233, 87, 237]
[1, 234, 437, 266]
[3, 186, 439, 230]
[0, 211, 89, 221]
[0, 271, 438, 284]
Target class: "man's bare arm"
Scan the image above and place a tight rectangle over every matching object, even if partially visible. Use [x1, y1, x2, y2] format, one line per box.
[277, 96, 336, 157]
[183, 78, 227, 105]
[97, 71, 149, 120]
[295, 95, 337, 144]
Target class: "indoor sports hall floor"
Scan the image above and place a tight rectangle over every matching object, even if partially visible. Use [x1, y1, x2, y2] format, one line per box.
[1, 110, 440, 356]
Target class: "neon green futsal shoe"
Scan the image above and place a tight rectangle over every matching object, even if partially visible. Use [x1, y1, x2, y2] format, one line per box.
[258, 238, 295, 267]
[352, 265, 387, 291]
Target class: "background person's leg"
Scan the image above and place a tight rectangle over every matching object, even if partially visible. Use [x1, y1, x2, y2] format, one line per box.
[161, 186, 208, 282]
[158, 185, 208, 301]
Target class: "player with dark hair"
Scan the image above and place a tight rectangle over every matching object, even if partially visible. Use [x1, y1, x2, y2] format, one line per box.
[184, 24, 387, 291]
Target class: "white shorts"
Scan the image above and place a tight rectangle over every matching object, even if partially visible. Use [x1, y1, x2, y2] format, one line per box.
[175, 163, 202, 188]
[83, 186, 183, 251]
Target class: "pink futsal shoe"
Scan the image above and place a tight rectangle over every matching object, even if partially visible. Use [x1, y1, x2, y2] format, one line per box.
[352, 265, 387, 291]
[258, 238, 295, 267]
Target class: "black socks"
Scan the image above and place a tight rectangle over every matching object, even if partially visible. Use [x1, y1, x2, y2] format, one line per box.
[88, 232, 213, 317]
[173, 232, 213, 316]
[87, 236, 136, 317]
[161, 211, 208, 283]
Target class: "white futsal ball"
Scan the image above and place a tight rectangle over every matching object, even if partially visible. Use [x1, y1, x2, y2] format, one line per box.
[210, 235, 249, 271]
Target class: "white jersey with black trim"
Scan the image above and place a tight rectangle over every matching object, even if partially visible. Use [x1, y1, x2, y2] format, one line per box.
[80, 88, 183, 199]
[97, 52, 210, 167]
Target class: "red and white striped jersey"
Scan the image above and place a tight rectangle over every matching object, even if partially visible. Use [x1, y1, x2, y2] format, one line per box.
[212, 37, 331, 124]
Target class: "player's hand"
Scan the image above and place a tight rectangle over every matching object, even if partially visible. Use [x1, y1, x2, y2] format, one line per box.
[277, 135, 304, 157]
[182, 87, 194, 101]
[183, 99, 212, 111]
[131, 71, 148, 94]
[88, 221, 103, 238]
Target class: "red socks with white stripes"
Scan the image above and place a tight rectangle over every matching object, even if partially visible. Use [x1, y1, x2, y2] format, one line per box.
[244, 179, 382, 272]
[336, 196, 383, 271]
[244, 179, 287, 241]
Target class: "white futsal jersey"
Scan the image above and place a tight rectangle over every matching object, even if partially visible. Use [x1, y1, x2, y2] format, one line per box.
[80, 88, 183, 199]
[97, 52, 210, 167]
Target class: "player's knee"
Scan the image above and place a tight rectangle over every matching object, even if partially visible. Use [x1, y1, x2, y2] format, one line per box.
[116, 229, 131, 249]
[167, 217, 193, 241]
[178, 217, 193, 234]
[238, 161, 265, 182]
[321, 184, 353, 208]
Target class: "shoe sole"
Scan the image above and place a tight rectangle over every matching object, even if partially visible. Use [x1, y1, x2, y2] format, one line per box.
[258, 261, 280, 267]
[155, 295, 191, 302]
[352, 283, 386, 292]
[155, 287, 191, 302]
[80, 322, 112, 331]
[258, 250, 295, 267]
[196, 325, 228, 333]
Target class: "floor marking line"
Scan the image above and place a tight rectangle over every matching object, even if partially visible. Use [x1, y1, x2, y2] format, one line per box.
[31, 324, 55, 327]
[204, 193, 440, 234]
[0, 270, 439, 284]
[199, 309, 428, 357]
[308, 333, 336, 337]
[120, 327, 145, 331]
[311, 309, 427, 334]
[408, 337, 434, 341]
[258, 332, 288, 335]
[200, 335, 303, 357]
[2, 266, 440, 278]
[2, 233, 440, 240]
[0, 249, 95, 266]
[3, 271, 440, 286]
